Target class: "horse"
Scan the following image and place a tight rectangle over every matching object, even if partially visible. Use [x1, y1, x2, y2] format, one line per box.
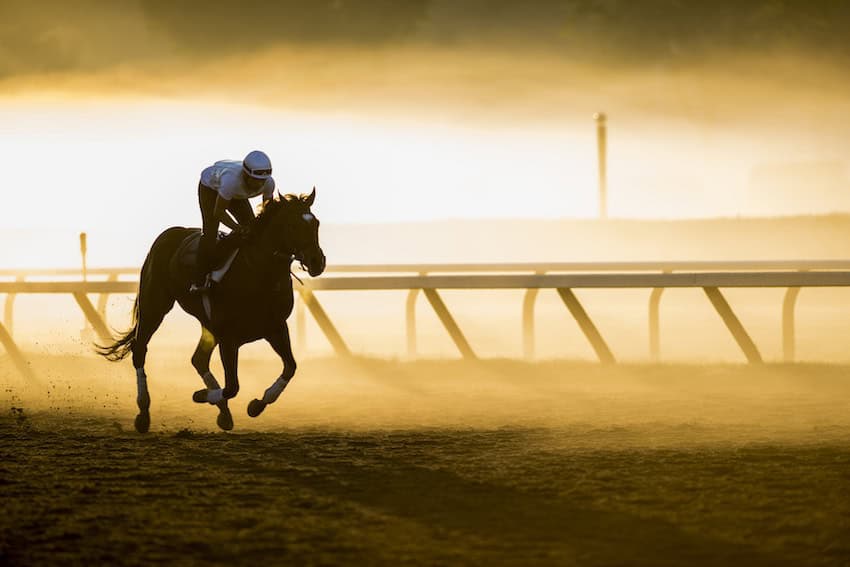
[97, 189, 325, 433]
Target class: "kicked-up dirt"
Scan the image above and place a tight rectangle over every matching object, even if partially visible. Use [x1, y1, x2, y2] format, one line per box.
[1, 355, 849, 565]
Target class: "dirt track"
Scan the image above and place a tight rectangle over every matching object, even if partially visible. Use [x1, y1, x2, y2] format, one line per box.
[2, 356, 849, 565]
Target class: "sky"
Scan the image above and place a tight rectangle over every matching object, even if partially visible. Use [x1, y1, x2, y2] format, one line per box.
[2, 1, 850, 362]
[1, 0, 850, 233]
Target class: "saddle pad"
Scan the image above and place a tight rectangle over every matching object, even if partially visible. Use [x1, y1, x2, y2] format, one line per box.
[173, 231, 239, 283]
[174, 232, 203, 271]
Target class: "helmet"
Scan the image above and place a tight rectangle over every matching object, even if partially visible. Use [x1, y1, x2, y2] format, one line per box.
[243, 150, 272, 179]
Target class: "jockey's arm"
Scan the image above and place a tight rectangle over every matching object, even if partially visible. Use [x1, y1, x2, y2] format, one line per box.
[262, 178, 275, 205]
[213, 195, 240, 231]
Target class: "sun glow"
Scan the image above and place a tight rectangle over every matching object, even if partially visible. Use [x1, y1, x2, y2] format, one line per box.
[0, 98, 597, 228]
[1, 90, 848, 268]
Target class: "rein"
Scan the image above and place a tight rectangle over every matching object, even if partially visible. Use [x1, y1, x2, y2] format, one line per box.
[290, 267, 304, 286]
[241, 201, 312, 283]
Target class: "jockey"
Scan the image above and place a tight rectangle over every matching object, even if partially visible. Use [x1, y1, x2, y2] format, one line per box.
[191, 150, 276, 292]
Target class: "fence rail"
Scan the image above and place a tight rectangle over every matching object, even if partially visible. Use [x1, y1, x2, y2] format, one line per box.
[3, 261, 850, 382]
[4, 259, 850, 278]
[305, 271, 850, 290]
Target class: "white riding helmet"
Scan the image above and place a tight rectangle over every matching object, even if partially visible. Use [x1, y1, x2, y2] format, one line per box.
[243, 150, 273, 180]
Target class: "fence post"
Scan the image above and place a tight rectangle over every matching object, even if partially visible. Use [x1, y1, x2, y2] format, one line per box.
[783, 287, 801, 362]
[703, 287, 762, 364]
[557, 288, 615, 363]
[294, 293, 306, 351]
[522, 288, 539, 359]
[3, 275, 23, 336]
[422, 288, 476, 360]
[406, 289, 420, 358]
[96, 273, 118, 327]
[594, 112, 608, 220]
[79, 233, 88, 281]
[298, 289, 350, 357]
[72, 292, 112, 343]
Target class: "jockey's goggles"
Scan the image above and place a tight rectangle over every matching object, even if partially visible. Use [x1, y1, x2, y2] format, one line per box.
[244, 166, 272, 178]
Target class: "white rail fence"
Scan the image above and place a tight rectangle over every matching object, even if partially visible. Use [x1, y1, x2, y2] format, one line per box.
[2, 261, 850, 382]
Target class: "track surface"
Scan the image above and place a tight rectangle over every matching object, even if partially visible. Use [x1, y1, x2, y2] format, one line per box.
[2, 357, 849, 565]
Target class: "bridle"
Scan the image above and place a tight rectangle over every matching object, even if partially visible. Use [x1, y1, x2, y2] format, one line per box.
[266, 207, 318, 278]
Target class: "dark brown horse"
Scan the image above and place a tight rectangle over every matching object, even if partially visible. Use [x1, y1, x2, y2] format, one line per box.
[97, 190, 325, 433]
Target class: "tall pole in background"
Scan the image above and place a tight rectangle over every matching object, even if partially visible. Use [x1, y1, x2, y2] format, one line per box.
[594, 112, 608, 219]
[79, 232, 88, 282]
[79, 232, 91, 340]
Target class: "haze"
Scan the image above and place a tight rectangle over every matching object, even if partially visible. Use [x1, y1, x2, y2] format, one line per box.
[2, 1, 849, 237]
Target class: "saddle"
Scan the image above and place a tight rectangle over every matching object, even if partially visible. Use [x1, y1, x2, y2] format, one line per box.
[172, 231, 241, 285]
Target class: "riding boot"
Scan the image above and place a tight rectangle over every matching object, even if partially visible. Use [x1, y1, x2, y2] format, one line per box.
[190, 257, 212, 293]
[191, 232, 216, 293]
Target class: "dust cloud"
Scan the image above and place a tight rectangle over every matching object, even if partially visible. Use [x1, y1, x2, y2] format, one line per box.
[2, 352, 849, 439]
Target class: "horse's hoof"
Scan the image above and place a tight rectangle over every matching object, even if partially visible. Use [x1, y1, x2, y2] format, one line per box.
[247, 399, 267, 418]
[192, 389, 208, 403]
[134, 412, 150, 434]
[216, 403, 234, 431]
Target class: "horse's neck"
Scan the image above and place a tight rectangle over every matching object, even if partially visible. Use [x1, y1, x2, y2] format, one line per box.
[239, 228, 291, 276]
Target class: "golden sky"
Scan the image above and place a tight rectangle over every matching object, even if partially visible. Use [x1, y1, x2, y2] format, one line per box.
[1, 0, 849, 234]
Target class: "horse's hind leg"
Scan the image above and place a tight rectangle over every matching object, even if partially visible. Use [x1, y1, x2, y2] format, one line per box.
[131, 290, 174, 433]
[190, 327, 233, 431]
[248, 323, 296, 418]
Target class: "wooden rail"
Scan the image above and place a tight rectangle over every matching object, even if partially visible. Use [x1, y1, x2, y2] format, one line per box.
[302, 271, 850, 290]
[3, 259, 850, 278]
[2, 262, 850, 382]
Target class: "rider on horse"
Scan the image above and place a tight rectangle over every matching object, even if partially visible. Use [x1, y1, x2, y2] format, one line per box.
[191, 150, 276, 292]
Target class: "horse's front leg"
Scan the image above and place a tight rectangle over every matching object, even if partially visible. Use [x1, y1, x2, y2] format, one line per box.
[190, 327, 233, 431]
[248, 323, 295, 418]
[193, 339, 240, 405]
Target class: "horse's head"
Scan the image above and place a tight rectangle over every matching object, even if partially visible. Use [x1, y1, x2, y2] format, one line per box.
[257, 188, 326, 277]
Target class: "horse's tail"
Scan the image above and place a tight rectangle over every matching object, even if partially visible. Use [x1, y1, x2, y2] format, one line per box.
[94, 226, 190, 362]
[95, 295, 139, 362]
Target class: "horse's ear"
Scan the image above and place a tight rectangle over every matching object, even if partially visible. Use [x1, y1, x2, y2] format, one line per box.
[303, 186, 316, 207]
[275, 189, 281, 201]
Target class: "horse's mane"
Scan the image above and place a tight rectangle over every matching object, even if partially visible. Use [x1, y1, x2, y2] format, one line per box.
[254, 193, 303, 234]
